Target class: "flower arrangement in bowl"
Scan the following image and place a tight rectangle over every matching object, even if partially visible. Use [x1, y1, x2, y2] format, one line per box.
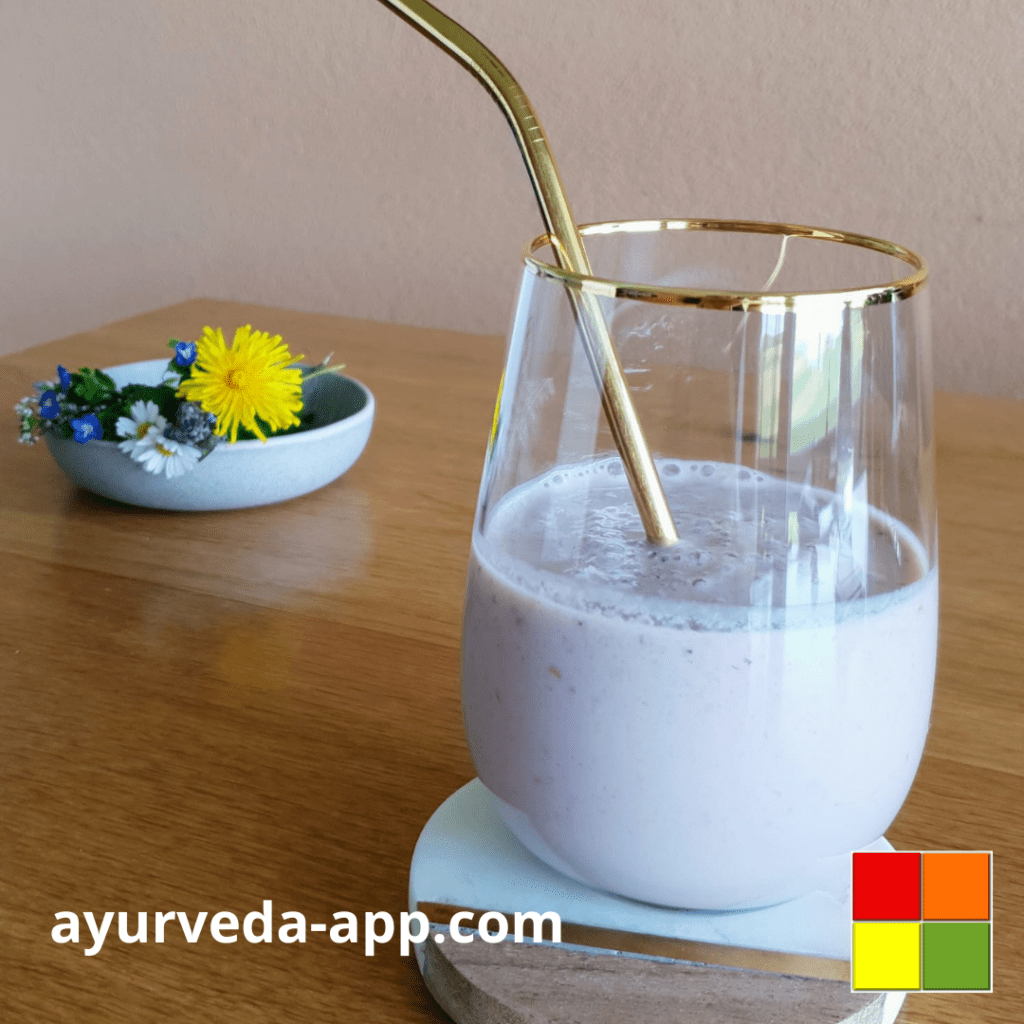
[15, 325, 374, 511]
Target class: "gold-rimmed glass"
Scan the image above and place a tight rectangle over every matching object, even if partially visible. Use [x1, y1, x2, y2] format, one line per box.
[462, 219, 937, 910]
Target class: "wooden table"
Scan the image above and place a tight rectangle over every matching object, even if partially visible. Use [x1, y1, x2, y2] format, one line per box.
[0, 300, 1019, 1024]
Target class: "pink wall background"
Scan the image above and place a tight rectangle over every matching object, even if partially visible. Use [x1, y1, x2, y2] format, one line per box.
[2, 0, 1021, 397]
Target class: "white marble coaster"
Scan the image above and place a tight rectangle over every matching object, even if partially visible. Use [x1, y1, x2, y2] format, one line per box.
[409, 779, 905, 1024]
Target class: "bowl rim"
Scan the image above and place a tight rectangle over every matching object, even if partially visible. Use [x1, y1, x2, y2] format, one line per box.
[54, 358, 375, 454]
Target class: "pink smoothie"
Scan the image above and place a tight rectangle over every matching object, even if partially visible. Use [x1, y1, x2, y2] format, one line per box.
[462, 459, 937, 910]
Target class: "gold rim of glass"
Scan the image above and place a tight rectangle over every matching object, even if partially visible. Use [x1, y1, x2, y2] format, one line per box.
[524, 218, 928, 311]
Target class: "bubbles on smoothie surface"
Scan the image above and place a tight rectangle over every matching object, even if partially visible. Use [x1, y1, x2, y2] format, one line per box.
[483, 458, 926, 608]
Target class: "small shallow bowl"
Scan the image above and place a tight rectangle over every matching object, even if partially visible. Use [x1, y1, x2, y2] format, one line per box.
[44, 358, 374, 511]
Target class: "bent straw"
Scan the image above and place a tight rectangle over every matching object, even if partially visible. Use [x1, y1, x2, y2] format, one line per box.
[376, 0, 679, 546]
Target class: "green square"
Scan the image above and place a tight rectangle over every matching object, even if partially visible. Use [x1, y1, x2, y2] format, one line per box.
[922, 922, 991, 990]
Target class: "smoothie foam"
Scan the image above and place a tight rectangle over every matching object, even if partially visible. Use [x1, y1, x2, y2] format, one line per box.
[462, 459, 937, 910]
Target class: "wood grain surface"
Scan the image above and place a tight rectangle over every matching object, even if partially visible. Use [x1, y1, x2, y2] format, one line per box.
[421, 936, 886, 1024]
[0, 300, 1020, 1023]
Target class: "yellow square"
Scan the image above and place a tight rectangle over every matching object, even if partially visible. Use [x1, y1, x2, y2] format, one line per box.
[852, 922, 921, 990]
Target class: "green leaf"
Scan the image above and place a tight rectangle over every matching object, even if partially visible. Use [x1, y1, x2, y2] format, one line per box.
[120, 383, 181, 424]
[73, 367, 117, 404]
[170, 358, 192, 383]
[232, 410, 317, 441]
[97, 406, 122, 441]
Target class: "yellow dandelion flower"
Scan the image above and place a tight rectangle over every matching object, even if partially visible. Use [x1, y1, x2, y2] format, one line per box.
[176, 325, 305, 443]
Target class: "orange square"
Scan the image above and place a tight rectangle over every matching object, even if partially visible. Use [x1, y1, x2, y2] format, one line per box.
[922, 852, 990, 920]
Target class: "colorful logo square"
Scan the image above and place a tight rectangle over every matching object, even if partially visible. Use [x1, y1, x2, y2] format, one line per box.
[852, 851, 921, 920]
[852, 922, 921, 990]
[923, 852, 990, 920]
[923, 922, 991, 990]
[851, 851, 992, 993]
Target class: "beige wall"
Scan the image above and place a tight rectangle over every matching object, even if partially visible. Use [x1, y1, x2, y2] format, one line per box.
[2, 0, 1021, 398]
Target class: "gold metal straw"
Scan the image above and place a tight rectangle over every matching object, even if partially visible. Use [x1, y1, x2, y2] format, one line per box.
[376, 0, 679, 546]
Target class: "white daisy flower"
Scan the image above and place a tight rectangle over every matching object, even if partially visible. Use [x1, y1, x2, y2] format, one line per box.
[131, 432, 201, 478]
[116, 401, 167, 455]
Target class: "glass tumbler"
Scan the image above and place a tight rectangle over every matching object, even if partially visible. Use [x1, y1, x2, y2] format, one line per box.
[461, 220, 937, 911]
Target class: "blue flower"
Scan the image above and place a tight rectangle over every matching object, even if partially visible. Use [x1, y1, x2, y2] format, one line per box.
[71, 413, 103, 443]
[57, 365, 73, 391]
[174, 340, 198, 368]
[39, 390, 60, 419]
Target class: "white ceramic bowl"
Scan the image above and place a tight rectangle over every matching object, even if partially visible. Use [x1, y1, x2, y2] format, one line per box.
[43, 358, 374, 511]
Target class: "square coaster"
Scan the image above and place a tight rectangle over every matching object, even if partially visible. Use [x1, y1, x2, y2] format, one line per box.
[413, 782, 907, 1024]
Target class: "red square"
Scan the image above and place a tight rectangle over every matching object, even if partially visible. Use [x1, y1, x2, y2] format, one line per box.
[853, 851, 921, 920]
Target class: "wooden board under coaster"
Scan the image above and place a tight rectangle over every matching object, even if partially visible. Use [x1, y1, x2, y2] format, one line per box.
[421, 934, 888, 1024]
